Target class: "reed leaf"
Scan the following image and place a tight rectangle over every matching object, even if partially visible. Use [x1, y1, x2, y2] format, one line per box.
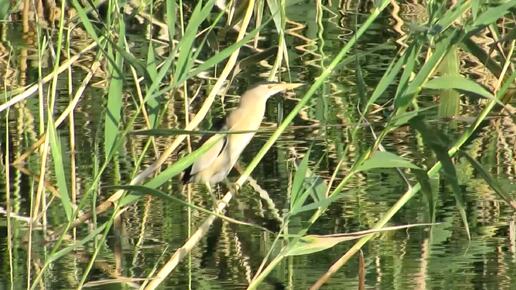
[0, 0, 9, 20]
[48, 118, 73, 221]
[435, 46, 460, 117]
[146, 42, 158, 81]
[435, 1, 471, 31]
[409, 117, 470, 239]
[414, 170, 436, 222]
[145, 42, 160, 128]
[471, 0, 516, 29]
[166, 0, 177, 42]
[461, 38, 503, 76]
[71, 0, 100, 40]
[460, 151, 516, 209]
[115, 133, 223, 209]
[356, 151, 420, 172]
[47, 223, 107, 264]
[144, 134, 225, 189]
[184, 21, 271, 82]
[395, 29, 461, 110]
[285, 224, 433, 256]
[131, 128, 266, 136]
[30, 223, 108, 289]
[290, 150, 311, 211]
[112, 185, 268, 230]
[173, 0, 216, 84]
[104, 22, 125, 158]
[425, 75, 498, 102]
[393, 44, 420, 103]
[365, 52, 405, 111]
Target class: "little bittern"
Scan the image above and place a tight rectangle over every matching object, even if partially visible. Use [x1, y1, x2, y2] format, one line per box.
[182, 82, 303, 190]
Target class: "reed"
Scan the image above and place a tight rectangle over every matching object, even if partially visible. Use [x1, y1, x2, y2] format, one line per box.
[0, 0, 514, 289]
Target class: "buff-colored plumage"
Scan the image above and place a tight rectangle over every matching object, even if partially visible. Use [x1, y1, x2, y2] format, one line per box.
[182, 83, 303, 189]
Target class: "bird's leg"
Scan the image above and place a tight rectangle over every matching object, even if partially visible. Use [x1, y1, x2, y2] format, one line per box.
[204, 181, 219, 208]
[224, 179, 240, 195]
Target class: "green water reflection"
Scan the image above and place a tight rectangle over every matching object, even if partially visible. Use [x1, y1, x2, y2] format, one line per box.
[1, 1, 515, 289]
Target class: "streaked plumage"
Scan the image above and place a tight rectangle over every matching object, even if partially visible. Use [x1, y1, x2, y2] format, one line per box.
[182, 82, 303, 188]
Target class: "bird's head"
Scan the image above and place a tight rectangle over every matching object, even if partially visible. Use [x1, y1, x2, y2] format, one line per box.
[248, 82, 304, 100]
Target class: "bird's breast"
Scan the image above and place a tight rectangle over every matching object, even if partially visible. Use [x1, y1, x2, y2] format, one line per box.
[226, 105, 266, 164]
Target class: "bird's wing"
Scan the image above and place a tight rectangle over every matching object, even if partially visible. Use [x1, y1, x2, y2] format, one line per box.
[190, 134, 227, 174]
[182, 120, 228, 183]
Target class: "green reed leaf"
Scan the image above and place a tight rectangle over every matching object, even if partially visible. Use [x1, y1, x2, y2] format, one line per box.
[435, 1, 471, 31]
[472, 0, 480, 20]
[71, 0, 100, 40]
[184, 20, 270, 83]
[146, 42, 158, 82]
[113, 185, 267, 230]
[410, 117, 471, 239]
[237, 46, 278, 71]
[104, 22, 125, 158]
[145, 42, 159, 127]
[460, 151, 516, 209]
[48, 118, 73, 221]
[47, 223, 107, 264]
[394, 44, 419, 102]
[461, 38, 503, 77]
[472, 0, 516, 29]
[131, 128, 265, 136]
[266, 0, 284, 34]
[365, 52, 405, 111]
[414, 170, 435, 222]
[356, 151, 420, 172]
[291, 150, 311, 212]
[0, 0, 9, 20]
[174, 0, 216, 84]
[288, 152, 331, 216]
[424, 75, 495, 99]
[145, 134, 225, 189]
[285, 224, 432, 256]
[395, 29, 460, 109]
[166, 0, 177, 43]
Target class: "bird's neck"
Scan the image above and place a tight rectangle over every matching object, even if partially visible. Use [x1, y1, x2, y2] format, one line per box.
[241, 97, 267, 119]
[240, 94, 268, 109]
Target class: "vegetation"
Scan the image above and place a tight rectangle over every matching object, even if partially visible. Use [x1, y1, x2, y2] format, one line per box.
[0, 0, 515, 289]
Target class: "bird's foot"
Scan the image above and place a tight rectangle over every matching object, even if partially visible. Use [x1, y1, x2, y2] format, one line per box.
[226, 182, 240, 195]
[208, 191, 220, 209]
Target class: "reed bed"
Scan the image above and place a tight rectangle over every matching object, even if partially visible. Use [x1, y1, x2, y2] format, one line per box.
[1, 0, 515, 289]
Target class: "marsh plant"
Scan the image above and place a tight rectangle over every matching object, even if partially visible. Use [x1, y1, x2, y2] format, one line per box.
[0, 0, 515, 289]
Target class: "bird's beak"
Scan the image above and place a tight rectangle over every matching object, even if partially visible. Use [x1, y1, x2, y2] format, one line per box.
[273, 82, 304, 91]
[267, 82, 304, 97]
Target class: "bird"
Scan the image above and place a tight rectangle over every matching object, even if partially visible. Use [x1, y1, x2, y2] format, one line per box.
[182, 82, 303, 192]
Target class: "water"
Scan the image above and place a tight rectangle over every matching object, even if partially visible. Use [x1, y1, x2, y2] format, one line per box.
[1, 1, 515, 289]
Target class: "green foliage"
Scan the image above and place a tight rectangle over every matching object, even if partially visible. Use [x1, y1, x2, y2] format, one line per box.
[356, 151, 420, 172]
[48, 118, 73, 221]
[410, 117, 471, 239]
[425, 75, 497, 102]
[2, 0, 515, 289]
[460, 151, 516, 209]
[285, 234, 360, 256]
[104, 35, 125, 158]
[0, 0, 9, 20]
[435, 46, 460, 117]
[284, 224, 432, 256]
[173, 0, 216, 84]
[471, 0, 516, 29]
[289, 151, 330, 216]
[184, 25, 267, 82]
[145, 134, 224, 188]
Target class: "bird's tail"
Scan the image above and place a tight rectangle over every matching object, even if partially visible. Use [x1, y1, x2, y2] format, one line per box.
[182, 165, 193, 184]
